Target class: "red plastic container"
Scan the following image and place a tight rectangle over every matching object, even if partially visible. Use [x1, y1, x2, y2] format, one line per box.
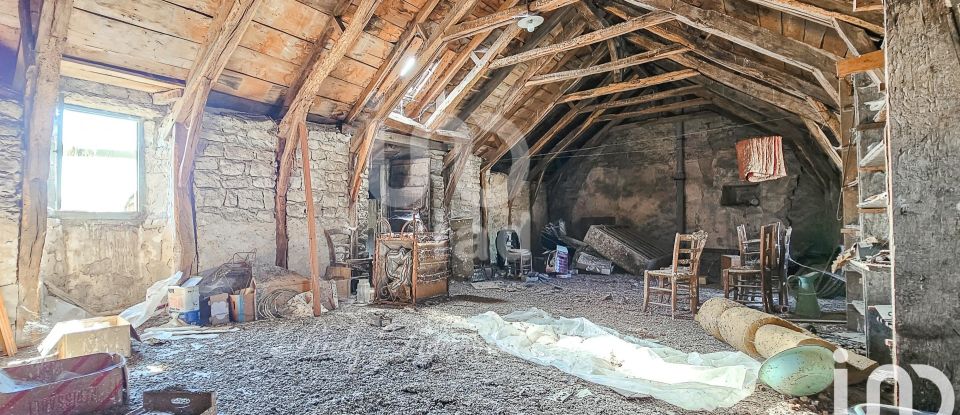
[0, 353, 127, 415]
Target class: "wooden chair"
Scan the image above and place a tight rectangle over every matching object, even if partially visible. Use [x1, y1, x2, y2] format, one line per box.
[642, 230, 708, 318]
[724, 224, 780, 312]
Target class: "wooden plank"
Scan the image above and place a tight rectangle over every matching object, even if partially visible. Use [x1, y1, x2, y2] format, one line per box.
[579, 85, 703, 112]
[594, 97, 712, 121]
[424, 23, 523, 129]
[832, 19, 884, 84]
[557, 69, 698, 103]
[442, 0, 578, 42]
[345, 0, 442, 122]
[488, 11, 675, 69]
[295, 121, 325, 316]
[852, 0, 882, 12]
[526, 44, 689, 86]
[16, 0, 73, 340]
[837, 49, 883, 77]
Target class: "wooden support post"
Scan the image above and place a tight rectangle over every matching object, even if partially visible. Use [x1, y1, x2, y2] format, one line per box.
[295, 121, 325, 316]
[15, 0, 74, 339]
[674, 118, 685, 233]
[173, 122, 199, 277]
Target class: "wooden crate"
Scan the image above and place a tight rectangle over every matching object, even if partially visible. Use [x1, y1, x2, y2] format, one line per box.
[39, 315, 132, 359]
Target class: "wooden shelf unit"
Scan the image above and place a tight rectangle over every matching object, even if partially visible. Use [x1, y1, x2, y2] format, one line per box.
[841, 73, 893, 365]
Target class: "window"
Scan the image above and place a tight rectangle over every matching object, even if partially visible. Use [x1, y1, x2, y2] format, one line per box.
[56, 106, 141, 214]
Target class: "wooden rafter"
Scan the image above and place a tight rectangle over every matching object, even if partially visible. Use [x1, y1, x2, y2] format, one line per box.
[157, 0, 263, 144]
[345, 0, 442, 123]
[617, 29, 833, 127]
[16, 0, 74, 341]
[404, 0, 522, 118]
[424, 24, 523, 129]
[740, 0, 883, 34]
[617, 0, 841, 105]
[558, 69, 698, 103]
[384, 112, 470, 144]
[350, 0, 484, 204]
[488, 11, 674, 69]
[594, 97, 712, 121]
[800, 118, 843, 168]
[443, 0, 579, 42]
[482, 44, 610, 169]
[451, 7, 575, 127]
[579, 84, 704, 112]
[526, 44, 688, 86]
[275, 0, 379, 267]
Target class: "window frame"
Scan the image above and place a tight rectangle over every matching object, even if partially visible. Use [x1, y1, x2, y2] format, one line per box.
[51, 104, 145, 220]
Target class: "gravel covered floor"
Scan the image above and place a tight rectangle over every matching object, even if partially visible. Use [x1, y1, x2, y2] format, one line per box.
[118, 275, 826, 414]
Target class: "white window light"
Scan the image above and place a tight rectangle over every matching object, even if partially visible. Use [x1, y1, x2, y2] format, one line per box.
[399, 56, 417, 77]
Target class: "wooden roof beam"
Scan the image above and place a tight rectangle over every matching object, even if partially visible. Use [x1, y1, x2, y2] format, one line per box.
[616, 0, 841, 105]
[279, 0, 379, 138]
[488, 11, 675, 69]
[594, 97, 712, 121]
[450, 7, 576, 127]
[404, 0, 523, 118]
[350, 0, 485, 203]
[384, 112, 471, 144]
[526, 44, 689, 86]
[832, 19, 884, 85]
[158, 0, 264, 142]
[579, 84, 704, 112]
[345, 0, 443, 123]
[443, 0, 579, 42]
[557, 69, 699, 103]
[739, 0, 883, 34]
[481, 44, 610, 169]
[424, 24, 524, 129]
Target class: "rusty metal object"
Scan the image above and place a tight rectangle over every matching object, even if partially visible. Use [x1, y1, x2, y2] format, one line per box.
[583, 225, 670, 274]
[0, 353, 127, 415]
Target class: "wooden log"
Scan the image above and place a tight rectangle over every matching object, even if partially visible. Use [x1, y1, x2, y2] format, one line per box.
[16, 0, 74, 339]
[526, 44, 689, 86]
[488, 11, 675, 69]
[694, 297, 746, 339]
[558, 69, 698, 103]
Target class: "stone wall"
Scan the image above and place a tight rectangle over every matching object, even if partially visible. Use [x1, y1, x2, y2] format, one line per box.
[485, 172, 532, 259]
[546, 113, 839, 265]
[194, 111, 279, 268]
[40, 78, 176, 313]
[0, 97, 22, 331]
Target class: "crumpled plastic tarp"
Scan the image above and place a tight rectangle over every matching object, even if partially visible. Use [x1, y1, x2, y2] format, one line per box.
[466, 308, 761, 411]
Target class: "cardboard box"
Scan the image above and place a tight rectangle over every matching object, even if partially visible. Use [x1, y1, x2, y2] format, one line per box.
[38, 316, 132, 358]
[207, 293, 230, 325]
[168, 276, 202, 314]
[229, 289, 256, 323]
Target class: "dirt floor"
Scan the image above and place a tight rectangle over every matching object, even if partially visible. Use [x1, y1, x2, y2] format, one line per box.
[100, 274, 851, 414]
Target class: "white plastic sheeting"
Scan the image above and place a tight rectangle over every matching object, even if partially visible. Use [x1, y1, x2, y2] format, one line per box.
[466, 308, 761, 411]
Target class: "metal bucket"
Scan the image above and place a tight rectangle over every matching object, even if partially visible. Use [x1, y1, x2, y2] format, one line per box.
[758, 345, 834, 396]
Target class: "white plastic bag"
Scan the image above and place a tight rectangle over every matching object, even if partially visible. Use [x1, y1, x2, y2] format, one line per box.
[120, 271, 182, 328]
[466, 308, 761, 411]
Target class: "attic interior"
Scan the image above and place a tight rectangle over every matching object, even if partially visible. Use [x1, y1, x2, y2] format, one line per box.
[0, 0, 958, 413]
